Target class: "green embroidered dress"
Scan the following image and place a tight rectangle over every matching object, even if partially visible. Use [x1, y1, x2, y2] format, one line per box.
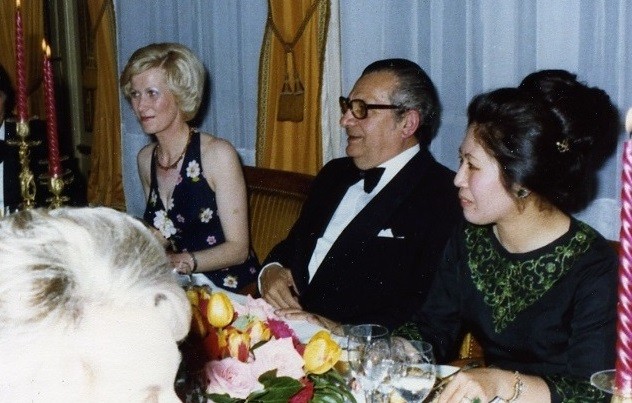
[412, 219, 617, 402]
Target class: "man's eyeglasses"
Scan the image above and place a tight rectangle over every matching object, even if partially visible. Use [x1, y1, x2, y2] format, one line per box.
[339, 96, 401, 120]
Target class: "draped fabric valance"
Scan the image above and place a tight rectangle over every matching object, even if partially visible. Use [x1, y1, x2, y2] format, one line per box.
[256, 0, 330, 175]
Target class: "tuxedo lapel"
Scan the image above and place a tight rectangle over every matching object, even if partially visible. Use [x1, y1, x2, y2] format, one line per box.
[310, 159, 364, 239]
[291, 159, 363, 291]
[342, 150, 427, 238]
[309, 150, 430, 283]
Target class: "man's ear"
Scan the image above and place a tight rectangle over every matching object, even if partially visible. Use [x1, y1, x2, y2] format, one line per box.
[400, 109, 421, 139]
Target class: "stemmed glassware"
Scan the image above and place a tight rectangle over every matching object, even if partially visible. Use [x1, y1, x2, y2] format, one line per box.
[362, 338, 395, 401]
[389, 338, 437, 402]
[590, 369, 615, 395]
[348, 324, 391, 402]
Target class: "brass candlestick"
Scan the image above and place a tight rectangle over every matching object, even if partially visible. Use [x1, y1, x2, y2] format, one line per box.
[7, 120, 41, 209]
[47, 174, 70, 209]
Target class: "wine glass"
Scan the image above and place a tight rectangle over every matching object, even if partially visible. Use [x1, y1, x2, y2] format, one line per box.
[590, 369, 615, 394]
[348, 324, 389, 377]
[348, 324, 390, 402]
[362, 338, 395, 401]
[390, 339, 436, 402]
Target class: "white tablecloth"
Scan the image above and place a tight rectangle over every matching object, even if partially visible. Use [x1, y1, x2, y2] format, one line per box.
[180, 273, 329, 343]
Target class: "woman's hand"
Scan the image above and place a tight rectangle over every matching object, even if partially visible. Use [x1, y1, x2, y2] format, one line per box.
[437, 368, 549, 403]
[437, 367, 514, 403]
[168, 251, 195, 275]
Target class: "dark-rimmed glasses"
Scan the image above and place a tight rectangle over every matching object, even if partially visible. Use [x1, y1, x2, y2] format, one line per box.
[339, 96, 401, 120]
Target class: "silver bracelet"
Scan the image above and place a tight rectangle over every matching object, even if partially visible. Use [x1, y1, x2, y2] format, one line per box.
[491, 371, 524, 403]
[187, 251, 198, 273]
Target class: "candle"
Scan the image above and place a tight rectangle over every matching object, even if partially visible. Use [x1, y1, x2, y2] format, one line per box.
[615, 107, 632, 397]
[42, 41, 61, 177]
[15, 0, 28, 121]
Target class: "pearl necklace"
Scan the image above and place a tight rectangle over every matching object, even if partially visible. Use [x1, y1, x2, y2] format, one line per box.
[155, 128, 193, 171]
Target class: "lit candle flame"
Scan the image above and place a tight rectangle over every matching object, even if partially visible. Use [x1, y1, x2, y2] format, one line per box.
[626, 107, 632, 135]
[16, 0, 20, 8]
[42, 38, 46, 52]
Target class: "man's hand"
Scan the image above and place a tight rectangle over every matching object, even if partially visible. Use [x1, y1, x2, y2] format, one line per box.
[275, 308, 345, 336]
[260, 264, 302, 309]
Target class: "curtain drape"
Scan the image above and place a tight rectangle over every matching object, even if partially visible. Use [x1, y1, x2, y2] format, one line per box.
[256, 0, 329, 175]
[336, 0, 632, 240]
[320, 0, 344, 164]
[86, 0, 125, 209]
[0, 0, 45, 120]
[114, 0, 632, 239]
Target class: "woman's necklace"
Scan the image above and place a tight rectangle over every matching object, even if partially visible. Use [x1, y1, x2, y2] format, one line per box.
[155, 128, 193, 171]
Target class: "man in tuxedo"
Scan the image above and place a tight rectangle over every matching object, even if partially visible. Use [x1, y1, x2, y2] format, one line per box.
[259, 59, 461, 331]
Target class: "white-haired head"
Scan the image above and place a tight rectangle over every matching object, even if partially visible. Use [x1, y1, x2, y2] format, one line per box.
[0, 207, 191, 402]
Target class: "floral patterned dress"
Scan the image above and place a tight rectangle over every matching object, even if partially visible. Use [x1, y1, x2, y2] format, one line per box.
[143, 129, 260, 291]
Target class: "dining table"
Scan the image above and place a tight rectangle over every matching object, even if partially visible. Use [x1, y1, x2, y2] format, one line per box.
[177, 272, 471, 402]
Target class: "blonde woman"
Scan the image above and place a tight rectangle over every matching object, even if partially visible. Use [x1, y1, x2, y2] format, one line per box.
[120, 43, 259, 293]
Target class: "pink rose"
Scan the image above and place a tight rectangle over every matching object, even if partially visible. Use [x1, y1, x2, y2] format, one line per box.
[233, 296, 279, 321]
[205, 358, 263, 399]
[251, 337, 305, 379]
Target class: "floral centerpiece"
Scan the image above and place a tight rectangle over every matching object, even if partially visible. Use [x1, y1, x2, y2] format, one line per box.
[179, 286, 355, 403]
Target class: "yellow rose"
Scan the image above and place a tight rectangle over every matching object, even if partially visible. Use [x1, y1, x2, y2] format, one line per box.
[247, 319, 271, 347]
[190, 308, 208, 338]
[206, 292, 234, 328]
[226, 328, 251, 362]
[303, 330, 342, 374]
[185, 288, 199, 307]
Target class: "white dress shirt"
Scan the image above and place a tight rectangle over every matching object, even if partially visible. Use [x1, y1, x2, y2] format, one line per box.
[306, 145, 419, 282]
[258, 145, 420, 288]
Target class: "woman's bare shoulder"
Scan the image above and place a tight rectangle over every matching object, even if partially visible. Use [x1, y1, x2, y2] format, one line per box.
[199, 132, 239, 161]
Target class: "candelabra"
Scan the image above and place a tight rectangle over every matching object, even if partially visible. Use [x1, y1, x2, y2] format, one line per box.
[7, 120, 40, 209]
[46, 171, 72, 209]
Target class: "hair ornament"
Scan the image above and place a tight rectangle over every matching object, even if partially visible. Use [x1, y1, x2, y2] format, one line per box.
[556, 137, 570, 153]
[516, 188, 531, 199]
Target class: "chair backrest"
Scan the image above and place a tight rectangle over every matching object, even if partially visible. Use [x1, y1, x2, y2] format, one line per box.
[243, 166, 314, 263]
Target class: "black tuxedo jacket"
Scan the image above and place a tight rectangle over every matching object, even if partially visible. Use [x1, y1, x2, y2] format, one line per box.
[265, 148, 462, 329]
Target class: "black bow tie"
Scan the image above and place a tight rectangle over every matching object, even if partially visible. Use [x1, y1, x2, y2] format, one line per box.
[357, 167, 385, 193]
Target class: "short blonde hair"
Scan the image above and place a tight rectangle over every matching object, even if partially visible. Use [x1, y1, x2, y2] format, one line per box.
[120, 42, 205, 122]
[0, 207, 191, 400]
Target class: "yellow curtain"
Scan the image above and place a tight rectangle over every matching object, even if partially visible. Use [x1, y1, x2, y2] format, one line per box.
[86, 0, 125, 210]
[0, 0, 45, 120]
[256, 0, 329, 175]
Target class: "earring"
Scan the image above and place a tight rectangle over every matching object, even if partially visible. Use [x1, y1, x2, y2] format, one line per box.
[516, 188, 530, 199]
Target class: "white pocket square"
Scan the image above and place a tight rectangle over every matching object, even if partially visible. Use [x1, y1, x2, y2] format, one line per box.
[377, 228, 395, 238]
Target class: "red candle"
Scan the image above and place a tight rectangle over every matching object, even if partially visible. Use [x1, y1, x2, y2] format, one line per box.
[42, 41, 61, 177]
[615, 108, 632, 397]
[15, 0, 28, 121]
